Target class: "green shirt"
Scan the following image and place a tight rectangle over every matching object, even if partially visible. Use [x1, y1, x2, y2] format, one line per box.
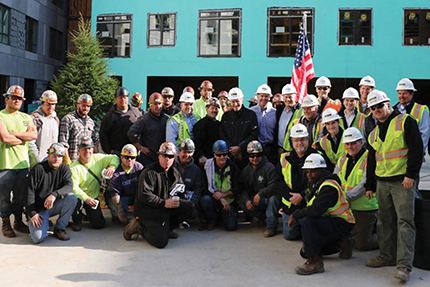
[0, 109, 31, 170]
[70, 153, 119, 201]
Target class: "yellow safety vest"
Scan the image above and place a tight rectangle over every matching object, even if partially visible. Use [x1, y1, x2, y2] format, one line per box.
[282, 108, 304, 151]
[307, 179, 355, 224]
[319, 133, 347, 165]
[340, 111, 366, 130]
[169, 112, 200, 145]
[280, 153, 293, 208]
[215, 165, 234, 204]
[368, 114, 409, 177]
[337, 151, 378, 211]
[409, 102, 429, 126]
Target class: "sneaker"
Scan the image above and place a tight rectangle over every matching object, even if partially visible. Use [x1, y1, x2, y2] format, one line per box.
[123, 218, 141, 241]
[394, 267, 410, 282]
[337, 237, 354, 259]
[365, 255, 396, 268]
[169, 230, 179, 239]
[54, 229, 70, 241]
[295, 257, 325, 275]
[263, 227, 277, 238]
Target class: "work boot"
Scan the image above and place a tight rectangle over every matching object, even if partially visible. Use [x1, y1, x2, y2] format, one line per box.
[295, 256, 325, 275]
[365, 255, 396, 268]
[169, 230, 179, 239]
[54, 229, 70, 241]
[337, 237, 354, 259]
[263, 227, 276, 238]
[123, 218, 141, 241]
[394, 267, 411, 282]
[13, 215, 30, 234]
[2, 217, 16, 238]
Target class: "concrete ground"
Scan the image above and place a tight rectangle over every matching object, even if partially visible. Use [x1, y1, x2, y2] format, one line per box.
[1, 157, 430, 286]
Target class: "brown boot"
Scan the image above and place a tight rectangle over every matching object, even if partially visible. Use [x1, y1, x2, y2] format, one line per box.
[337, 237, 354, 259]
[123, 218, 141, 241]
[295, 256, 325, 275]
[13, 215, 30, 234]
[2, 217, 16, 238]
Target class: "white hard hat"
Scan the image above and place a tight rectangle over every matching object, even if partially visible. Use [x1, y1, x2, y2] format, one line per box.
[395, 78, 417, 92]
[342, 87, 359, 99]
[321, 108, 342, 124]
[359, 76, 375, 87]
[255, 84, 272, 96]
[179, 92, 195, 103]
[301, 94, 320, 107]
[315, 76, 331, 87]
[282, 84, 297, 95]
[343, 127, 363, 143]
[291, 124, 309, 138]
[228, 87, 244, 100]
[367, 89, 390, 108]
[302, 153, 327, 169]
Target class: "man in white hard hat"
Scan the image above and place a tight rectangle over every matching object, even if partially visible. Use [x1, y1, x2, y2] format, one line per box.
[315, 76, 341, 114]
[250, 84, 277, 164]
[166, 92, 200, 147]
[219, 87, 258, 169]
[365, 89, 422, 282]
[274, 84, 303, 156]
[393, 78, 429, 154]
[295, 94, 323, 146]
[334, 127, 378, 251]
[339, 87, 366, 131]
[358, 75, 375, 115]
[289, 153, 355, 275]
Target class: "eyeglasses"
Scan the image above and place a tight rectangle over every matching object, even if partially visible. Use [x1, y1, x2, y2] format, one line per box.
[9, 95, 25, 101]
[248, 153, 262, 158]
[370, 103, 385, 111]
[123, 156, 136, 160]
[161, 154, 175, 159]
[214, 153, 228, 157]
[162, 95, 174, 99]
[317, 87, 329, 91]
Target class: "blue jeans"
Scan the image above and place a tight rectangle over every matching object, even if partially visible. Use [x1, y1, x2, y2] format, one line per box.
[282, 212, 302, 240]
[200, 195, 237, 231]
[120, 196, 134, 213]
[266, 194, 281, 229]
[0, 169, 28, 218]
[242, 197, 269, 221]
[28, 194, 77, 244]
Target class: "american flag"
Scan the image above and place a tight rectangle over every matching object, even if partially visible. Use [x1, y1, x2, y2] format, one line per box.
[291, 13, 315, 104]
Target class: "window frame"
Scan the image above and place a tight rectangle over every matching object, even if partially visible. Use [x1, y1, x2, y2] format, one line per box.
[198, 8, 242, 58]
[147, 12, 177, 47]
[96, 14, 133, 58]
[0, 4, 10, 45]
[267, 7, 315, 58]
[338, 8, 373, 46]
[403, 8, 430, 46]
[26, 16, 38, 53]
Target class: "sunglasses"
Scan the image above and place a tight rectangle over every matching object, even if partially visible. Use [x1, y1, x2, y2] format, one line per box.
[9, 95, 25, 101]
[123, 156, 136, 160]
[161, 154, 175, 159]
[370, 103, 385, 111]
[317, 87, 329, 91]
[214, 153, 228, 157]
[162, 95, 174, 99]
[248, 153, 262, 158]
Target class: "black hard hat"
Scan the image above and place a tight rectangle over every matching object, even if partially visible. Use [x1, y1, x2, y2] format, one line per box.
[115, 87, 129, 97]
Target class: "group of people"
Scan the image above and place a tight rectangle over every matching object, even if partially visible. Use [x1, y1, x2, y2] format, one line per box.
[0, 76, 427, 282]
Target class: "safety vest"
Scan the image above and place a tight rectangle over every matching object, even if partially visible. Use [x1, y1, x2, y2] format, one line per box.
[409, 102, 429, 126]
[322, 98, 342, 113]
[340, 111, 366, 130]
[319, 133, 347, 165]
[280, 153, 293, 208]
[282, 108, 304, 151]
[169, 112, 200, 145]
[337, 151, 378, 211]
[215, 165, 234, 204]
[368, 114, 409, 177]
[307, 179, 355, 224]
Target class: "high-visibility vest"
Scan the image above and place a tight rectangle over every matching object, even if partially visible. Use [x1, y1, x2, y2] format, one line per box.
[340, 111, 366, 130]
[169, 112, 200, 145]
[337, 151, 378, 211]
[280, 153, 293, 208]
[323, 98, 342, 113]
[282, 108, 304, 151]
[319, 133, 347, 165]
[307, 179, 355, 224]
[368, 114, 409, 177]
[409, 102, 429, 126]
[214, 165, 234, 204]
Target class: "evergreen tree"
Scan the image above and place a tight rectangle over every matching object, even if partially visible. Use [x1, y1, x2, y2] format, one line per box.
[52, 16, 118, 120]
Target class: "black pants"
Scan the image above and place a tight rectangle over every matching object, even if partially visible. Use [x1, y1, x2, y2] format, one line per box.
[72, 200, 106, 229]
[138, 200, 196, 249]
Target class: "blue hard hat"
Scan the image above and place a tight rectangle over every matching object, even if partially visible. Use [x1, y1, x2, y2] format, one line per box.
[212, 140, 228, 153]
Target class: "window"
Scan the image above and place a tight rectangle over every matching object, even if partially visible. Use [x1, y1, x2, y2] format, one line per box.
[339, 9, 372, 45]
[97, 14, 132, 58]
[147, 13, 176, 47]
[49, 27, 63, 60]
[198, 9, 241, 57]
[268, 8, 314, 57]
[51, 0, 64, 9]
[0, 4, 10, 45]
[26, 17, 38, 52]
[404, 9, 430, 46]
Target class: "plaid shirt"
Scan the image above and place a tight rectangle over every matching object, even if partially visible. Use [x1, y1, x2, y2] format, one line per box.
[59, 111, 97, 161]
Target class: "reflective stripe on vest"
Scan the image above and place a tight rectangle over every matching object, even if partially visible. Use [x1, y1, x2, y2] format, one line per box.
[282, 108, 304, 151]
[170, 113, 200, 145]
[307, 179, 355, 223]
[215, 165, 234, 204]
[319, 134, 347, 164]
[280, 152, 293, 208]
[410, 102, 429, 126]
[368, 114, 409, 177]
[323, 99, 342, 113]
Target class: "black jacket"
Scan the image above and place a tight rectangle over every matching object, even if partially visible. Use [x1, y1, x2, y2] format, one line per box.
[193, 115, 221, 160]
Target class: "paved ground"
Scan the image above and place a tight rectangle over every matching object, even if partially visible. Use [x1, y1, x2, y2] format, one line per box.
[1, 156, 430, 286]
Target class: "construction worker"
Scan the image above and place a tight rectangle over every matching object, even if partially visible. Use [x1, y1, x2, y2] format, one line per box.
[339, 87, 366, 131]
[334, 127, 378, 251]
[365, 90, 422, 282]
[289, 153, 355, 275]
[393, 78, 430, 154]
[161, 87, 180, 117]
[316, 108, 346, 172]
[130, 92, 145, 116]
[315, 76, 341, 114]
[358, 75, 375, 115]
[295, 94, 323, 147]
[217, 91, 229, 113]
[194, 80, 215, 119]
